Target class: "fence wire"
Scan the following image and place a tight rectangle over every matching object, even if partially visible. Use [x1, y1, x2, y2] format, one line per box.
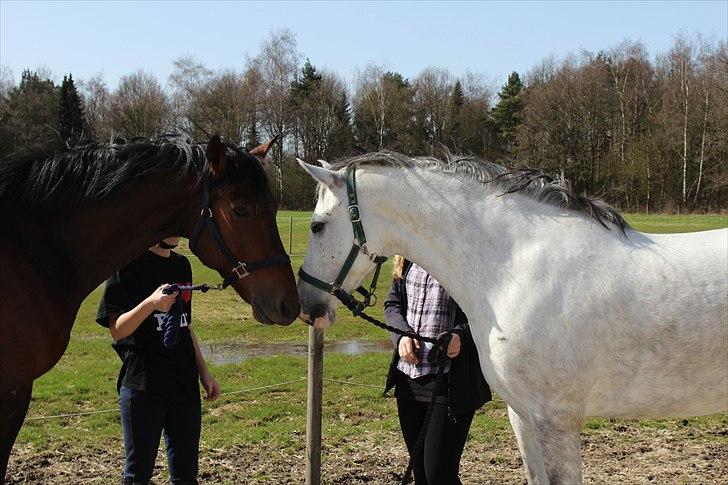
[25, 375, 383, 421]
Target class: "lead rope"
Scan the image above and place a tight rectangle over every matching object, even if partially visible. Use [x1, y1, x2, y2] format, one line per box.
[160, 284, 223, 348]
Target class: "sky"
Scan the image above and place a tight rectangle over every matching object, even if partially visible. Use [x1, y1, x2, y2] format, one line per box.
[1, 0, 726, 90]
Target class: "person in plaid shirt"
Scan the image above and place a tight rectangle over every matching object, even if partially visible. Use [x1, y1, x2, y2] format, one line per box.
[384, 256, 490, 485]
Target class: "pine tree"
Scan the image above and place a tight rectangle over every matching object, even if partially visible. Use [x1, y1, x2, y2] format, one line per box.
[58, 74, 88, 145]
[245, 101, 261, 150]
[446, 80, 465, 150]
[2, 70, 59, 155]
[330, 90, 355, 157]
[290, 59, 322, 102]
[489, 71, 524, 157]
[246, 119, 260, 150]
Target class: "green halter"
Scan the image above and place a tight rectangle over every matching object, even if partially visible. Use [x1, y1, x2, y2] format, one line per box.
[298, 165, 388, 316]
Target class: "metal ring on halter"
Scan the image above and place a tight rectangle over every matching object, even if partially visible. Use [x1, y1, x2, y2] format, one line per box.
[200, 207, 213, 218]
[232, 262, 249, 279]
[361, 244, 379, 261]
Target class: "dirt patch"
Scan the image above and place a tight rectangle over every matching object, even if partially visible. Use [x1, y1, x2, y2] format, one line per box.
[7, 424, 727, 484]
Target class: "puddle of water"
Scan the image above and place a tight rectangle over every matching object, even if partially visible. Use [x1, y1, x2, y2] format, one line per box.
[200, 340, 392, 365]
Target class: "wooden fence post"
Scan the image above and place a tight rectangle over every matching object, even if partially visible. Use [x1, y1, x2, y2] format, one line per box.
[306, 326, 324, 485]
[289, 216, 294, 254]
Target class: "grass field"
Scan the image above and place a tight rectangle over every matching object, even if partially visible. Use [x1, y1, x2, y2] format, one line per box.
[7, 212, 728, 484]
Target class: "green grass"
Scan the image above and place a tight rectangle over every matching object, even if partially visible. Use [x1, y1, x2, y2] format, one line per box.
[16, 212, 728, 456]
[623, 213, 728, 233]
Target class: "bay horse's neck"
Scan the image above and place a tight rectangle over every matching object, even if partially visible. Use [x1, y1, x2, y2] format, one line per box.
[37, 172, 198, 302]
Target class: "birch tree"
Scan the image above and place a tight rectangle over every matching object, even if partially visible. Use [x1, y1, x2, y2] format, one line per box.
[254, 29, 300, 199]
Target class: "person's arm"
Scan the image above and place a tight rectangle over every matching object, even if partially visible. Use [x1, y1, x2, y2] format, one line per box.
[384, 278, 414, 345]
[190, 329, 220, 400]
[108, 285, 177, 340]
[384, 278, 421, 364]
[445, 302, 469, 358]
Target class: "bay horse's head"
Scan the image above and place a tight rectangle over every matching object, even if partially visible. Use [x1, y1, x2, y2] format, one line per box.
[190, 135, 299, 325]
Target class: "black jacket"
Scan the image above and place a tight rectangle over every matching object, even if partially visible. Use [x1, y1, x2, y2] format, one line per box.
[383, 261, 491, 413]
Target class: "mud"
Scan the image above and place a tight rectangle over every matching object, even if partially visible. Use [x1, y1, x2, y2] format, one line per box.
[7, 421, 727, 484]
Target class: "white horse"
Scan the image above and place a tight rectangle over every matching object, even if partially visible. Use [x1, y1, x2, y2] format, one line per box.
[295, 152, 728, 484]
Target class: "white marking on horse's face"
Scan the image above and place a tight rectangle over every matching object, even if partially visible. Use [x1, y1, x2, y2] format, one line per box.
[296, 160, 380, 327]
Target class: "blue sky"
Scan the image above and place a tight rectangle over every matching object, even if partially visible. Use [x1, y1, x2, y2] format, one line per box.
[1, 1, 726, 89]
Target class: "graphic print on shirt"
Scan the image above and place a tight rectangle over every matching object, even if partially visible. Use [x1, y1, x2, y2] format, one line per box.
[153, 281, 192, 331]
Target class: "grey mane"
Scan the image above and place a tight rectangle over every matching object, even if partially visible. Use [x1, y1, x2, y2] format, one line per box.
[330, 151, 630, 235]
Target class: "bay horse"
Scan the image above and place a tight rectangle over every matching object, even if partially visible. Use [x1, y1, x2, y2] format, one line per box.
[295, 152, 727, 484]
[0, 135, 300, 478]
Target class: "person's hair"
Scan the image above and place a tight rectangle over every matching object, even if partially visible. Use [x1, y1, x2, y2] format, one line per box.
[392, 255, 405, 279]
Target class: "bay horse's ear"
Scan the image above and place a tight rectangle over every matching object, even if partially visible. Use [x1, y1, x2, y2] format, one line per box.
[206, 134, 227, 178]
[249, 134, 280, 159]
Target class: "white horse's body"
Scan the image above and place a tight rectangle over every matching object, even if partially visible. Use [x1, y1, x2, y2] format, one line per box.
[296, 157, 728, 483]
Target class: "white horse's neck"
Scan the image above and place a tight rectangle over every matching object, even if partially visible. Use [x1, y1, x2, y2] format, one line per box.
[356, 166, 619, 321]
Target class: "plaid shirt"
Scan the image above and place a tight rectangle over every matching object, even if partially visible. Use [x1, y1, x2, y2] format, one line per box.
[397, 263, 457, 379]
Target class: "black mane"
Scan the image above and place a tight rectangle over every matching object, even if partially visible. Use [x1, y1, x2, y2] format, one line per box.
[331, 151, 630, 234]
[0, 135, 268, 209]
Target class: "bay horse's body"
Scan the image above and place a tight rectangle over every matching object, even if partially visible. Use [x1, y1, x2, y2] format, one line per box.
[0, 136, 299, 478]
[296, 152, 727, 484]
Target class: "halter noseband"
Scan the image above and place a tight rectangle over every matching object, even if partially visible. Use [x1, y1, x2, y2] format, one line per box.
[188, 170, 291, 289]
[298, 165, 388, 317]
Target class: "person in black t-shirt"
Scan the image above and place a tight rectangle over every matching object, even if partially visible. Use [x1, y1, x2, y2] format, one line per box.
[96, 237, 220, 485]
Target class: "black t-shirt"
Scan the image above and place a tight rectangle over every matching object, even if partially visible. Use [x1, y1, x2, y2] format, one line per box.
[96, 250, 199, 401]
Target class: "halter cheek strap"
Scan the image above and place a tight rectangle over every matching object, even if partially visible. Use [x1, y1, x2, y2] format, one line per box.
[298, 165, 387, 317]
[189, 172, 291, 289]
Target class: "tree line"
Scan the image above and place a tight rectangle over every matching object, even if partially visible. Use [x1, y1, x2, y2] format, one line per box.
[0, 30, 725, 212]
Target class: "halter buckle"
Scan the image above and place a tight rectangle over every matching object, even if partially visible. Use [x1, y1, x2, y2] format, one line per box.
[348, 204, 361, 223]
[232, 262, 249, 279]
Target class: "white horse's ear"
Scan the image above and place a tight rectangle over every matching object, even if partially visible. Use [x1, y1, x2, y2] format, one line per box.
[317, 159, 333, 170]
[297, 158, 343, 188]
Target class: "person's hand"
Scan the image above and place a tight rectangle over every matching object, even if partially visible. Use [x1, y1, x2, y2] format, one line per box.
[147, 285, 177, 312]
[200, 371, 220, 401]
[398, 336, 420, 364]
[440, 332, 461, 358]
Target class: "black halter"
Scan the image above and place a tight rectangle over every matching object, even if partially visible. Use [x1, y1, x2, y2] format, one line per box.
[188, 171, 291, 289]
[298, 165, 388, 317]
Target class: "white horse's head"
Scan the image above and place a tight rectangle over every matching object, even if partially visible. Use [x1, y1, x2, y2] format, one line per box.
[295, 158, 385, 329]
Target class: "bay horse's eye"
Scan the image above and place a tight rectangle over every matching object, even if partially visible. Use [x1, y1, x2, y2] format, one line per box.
[311, 222, 325, 234]
[233, 207, 250, 219]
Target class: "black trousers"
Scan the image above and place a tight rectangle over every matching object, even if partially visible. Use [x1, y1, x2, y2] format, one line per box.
[119, 385, 201, 484]
[396, 398, 475, 485]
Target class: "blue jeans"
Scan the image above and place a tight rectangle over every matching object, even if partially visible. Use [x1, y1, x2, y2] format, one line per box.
[119, 385, 201, 484]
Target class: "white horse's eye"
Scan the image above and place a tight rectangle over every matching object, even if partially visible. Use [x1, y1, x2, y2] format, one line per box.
[311, 222, 325, 234]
